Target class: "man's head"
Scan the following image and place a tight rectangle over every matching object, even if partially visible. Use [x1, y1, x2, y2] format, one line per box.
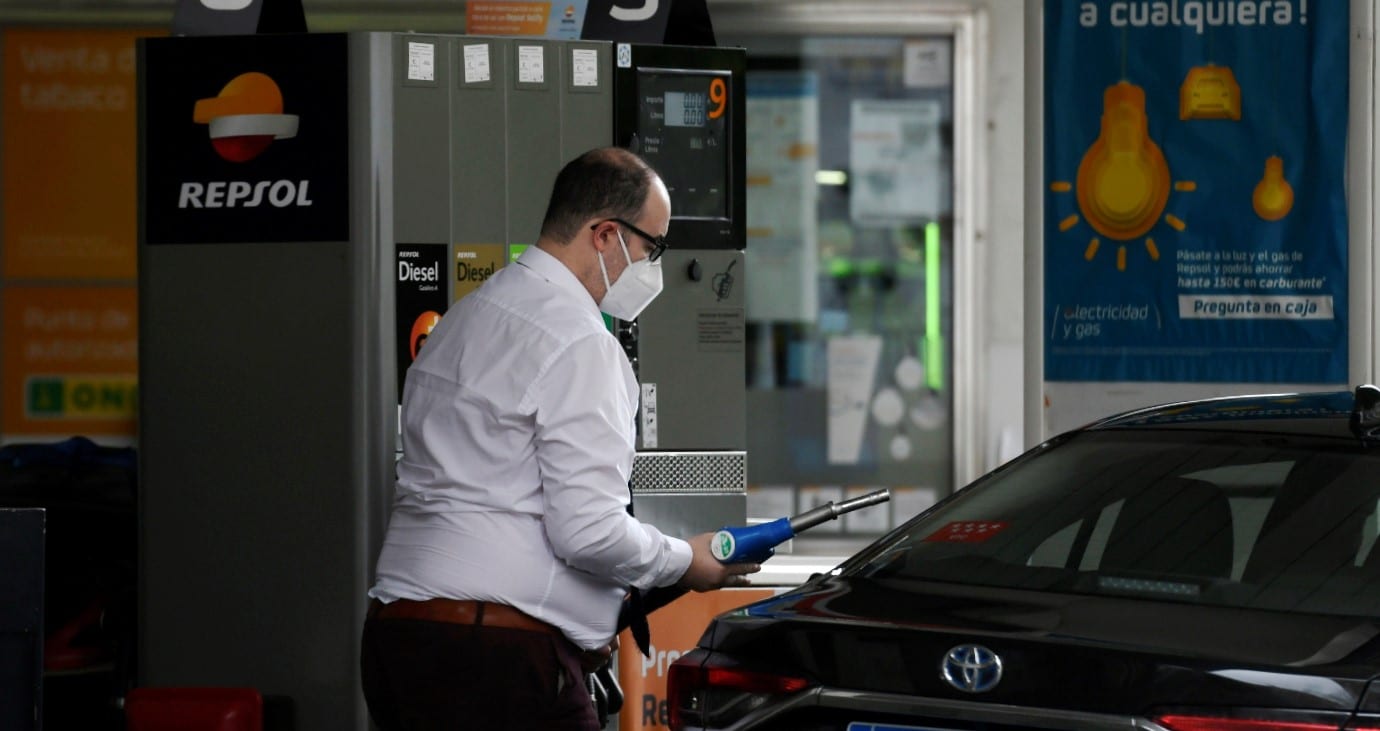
[537, 147, 671, 311]
[539, 147, 665, 243]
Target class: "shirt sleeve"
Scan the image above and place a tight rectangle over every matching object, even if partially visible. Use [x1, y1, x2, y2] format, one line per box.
[529, 331, 692, 590]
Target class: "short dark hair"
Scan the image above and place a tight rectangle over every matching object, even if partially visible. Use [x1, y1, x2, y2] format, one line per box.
[539, 147, 657, 243]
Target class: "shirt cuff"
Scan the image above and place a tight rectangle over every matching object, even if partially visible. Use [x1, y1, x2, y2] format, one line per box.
[655, 537, 694, 589]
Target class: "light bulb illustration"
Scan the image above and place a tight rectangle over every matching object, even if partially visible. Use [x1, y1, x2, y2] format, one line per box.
[1252, 155, 1294, 221]
[1052, 80, 1192, 273]
[1179, 64, 1242, 120]
[1076, 82, 1171, 242]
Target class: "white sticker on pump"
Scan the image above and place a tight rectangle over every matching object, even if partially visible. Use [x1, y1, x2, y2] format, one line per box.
[640, 383, 658, 449]
[571, 48, 599, 87]
[407, 41, 435, 82]
[518, 45, 544, 84]
[463, 44, 491, 84]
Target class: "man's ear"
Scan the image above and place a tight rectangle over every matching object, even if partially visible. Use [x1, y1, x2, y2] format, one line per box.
[589, 220, 617, 253]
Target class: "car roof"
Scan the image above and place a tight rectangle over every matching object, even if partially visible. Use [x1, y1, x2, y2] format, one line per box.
[1085, 389, 1358, 439]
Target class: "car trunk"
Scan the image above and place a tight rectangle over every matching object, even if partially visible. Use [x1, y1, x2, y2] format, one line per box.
[704, 577, 1379, 715]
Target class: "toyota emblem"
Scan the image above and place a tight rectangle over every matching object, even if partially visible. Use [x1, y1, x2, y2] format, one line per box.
[941, 644, 1003, 693]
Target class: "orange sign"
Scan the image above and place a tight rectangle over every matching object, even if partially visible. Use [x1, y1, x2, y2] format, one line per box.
[1, 286, 138, 437]
[466, 1, 552, 36]
[2, 27, 161, 280]
[617, 588, 777, 730]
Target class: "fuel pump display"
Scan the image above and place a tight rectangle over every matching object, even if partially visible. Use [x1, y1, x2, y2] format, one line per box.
[633, 70, 730, 219]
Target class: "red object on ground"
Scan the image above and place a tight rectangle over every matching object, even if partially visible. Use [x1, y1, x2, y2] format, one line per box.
[125, 687, 263, 731]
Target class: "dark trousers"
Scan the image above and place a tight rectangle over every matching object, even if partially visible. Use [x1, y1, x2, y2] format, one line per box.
[360, 615, 600, 730]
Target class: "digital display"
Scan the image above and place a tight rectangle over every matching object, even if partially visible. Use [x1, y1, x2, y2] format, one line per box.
[664, 91, 707, 127]
[635, 70, 730, 220]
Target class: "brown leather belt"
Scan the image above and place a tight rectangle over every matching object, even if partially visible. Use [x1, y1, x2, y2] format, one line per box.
[368, 598, 561, 637]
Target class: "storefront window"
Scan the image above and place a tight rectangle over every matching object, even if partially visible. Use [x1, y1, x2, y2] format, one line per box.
[719, 33, 958, 553]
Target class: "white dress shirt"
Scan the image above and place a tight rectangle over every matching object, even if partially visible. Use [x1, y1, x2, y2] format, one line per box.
[369, 245, 692, 650]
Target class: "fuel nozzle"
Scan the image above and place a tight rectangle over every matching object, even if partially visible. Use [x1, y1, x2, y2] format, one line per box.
[710, 489, 891, 564]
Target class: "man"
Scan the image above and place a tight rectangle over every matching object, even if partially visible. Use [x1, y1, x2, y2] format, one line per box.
[361, 147, 760, 730]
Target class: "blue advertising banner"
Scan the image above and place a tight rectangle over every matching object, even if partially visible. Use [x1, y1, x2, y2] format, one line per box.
[1044, 1, 1348, 383]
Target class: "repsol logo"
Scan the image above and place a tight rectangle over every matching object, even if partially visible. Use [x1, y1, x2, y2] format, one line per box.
[177, 180, 314, 209]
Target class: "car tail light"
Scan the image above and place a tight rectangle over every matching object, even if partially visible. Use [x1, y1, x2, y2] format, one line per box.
[1156, 714, 1380, 731]
[667, 651, 811, 730]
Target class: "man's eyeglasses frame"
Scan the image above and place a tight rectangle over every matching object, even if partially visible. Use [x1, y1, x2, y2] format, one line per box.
[592, 218, 668, 262]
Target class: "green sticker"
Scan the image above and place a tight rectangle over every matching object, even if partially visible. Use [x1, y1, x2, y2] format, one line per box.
[713, 531, 734, 560]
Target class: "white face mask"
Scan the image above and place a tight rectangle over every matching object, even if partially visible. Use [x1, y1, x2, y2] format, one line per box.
[598, 229, 664, 320]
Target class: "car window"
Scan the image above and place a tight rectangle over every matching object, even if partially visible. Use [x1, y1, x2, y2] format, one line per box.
[1363, 501, 1380, 562]
[849, 430, 1380, 618]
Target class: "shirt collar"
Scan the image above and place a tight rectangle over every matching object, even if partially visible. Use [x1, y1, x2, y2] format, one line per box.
[516, 245, 600, 316]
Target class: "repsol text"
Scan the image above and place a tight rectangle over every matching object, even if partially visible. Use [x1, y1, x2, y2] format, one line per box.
[177, 180, 314, 209]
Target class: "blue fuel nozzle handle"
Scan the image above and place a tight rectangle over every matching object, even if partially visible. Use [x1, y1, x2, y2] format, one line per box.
[710, 517, 793, 564]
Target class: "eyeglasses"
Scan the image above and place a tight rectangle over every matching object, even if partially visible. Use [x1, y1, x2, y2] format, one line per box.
[592, 218, 669, 262]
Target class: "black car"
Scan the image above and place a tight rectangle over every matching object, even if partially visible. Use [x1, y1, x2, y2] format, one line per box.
[668, 388, 1380, 731]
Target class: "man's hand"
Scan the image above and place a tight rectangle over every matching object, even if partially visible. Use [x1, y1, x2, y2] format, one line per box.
[678, 532, 762, 592]
[580, 636, 619, 674]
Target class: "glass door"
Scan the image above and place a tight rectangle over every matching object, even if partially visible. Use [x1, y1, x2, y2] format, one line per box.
[717, 9, 976, 555]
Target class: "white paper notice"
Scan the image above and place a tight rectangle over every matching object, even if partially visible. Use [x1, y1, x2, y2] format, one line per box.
[843, 487, 891, 533]
[827, 335, 882, 465]
[571, 48, 598, 87]
[745, 71, 820, 324]
[850, 99, 945, 223]
[407, 42, 435, 82]
[640, 382, 658, 449]
[463, 44, 491, 84]
[518, 45, 545, 84]
[746, 485, 796, 523]
[903, 40, 951, 89]
[889, 487, 939, 529]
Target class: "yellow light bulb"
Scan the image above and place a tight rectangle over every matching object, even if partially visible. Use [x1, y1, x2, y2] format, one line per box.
[1252, 155, 1294, 221]
[1076, 82, 1171, 241]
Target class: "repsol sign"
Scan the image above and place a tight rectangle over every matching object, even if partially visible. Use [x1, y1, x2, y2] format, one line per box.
[177, 180, 314, 209]
[141, 33, 349, 244]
